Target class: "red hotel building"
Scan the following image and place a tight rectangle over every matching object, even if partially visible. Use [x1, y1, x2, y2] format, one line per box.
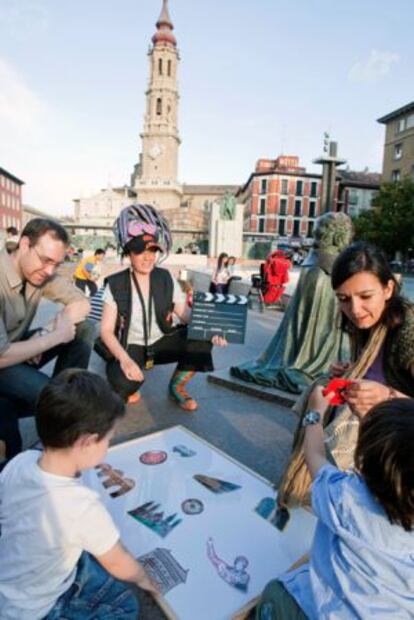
[0, 167, 24, 233]
[237, 156, 324, 242]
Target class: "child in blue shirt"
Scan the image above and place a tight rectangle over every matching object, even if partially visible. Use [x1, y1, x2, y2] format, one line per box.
[257, 398, 414, 619]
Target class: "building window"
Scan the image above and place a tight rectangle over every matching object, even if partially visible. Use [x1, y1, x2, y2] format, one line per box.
[348, 189, 358, 205]
[308, 220, 314, 237]
[258, 218, 265, 233]
[294, 200, 301, 217]
[407, 114, 414, 129]
[259, 197, 266, 215]
[168, 60, 172, 77]
[293, 219, 301, 236]
[391, 169, 401, 182]
[281, 179, 288, 195]
[278, 218, 285, 236]
[394, 144, 403, 160]
[396, 118, 406, 133]
[296, 180, 303, 196]
[156, 98, 162, 115]
[309, 201, 316, 218]
[310, 181, 318, 198]
[260, 178, 267, 194]
[279, 198, 287, 216]
[158, 59, 163, 75]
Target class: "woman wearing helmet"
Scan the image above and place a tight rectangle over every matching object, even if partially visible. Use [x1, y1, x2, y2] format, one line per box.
[99, 204, 226, 411]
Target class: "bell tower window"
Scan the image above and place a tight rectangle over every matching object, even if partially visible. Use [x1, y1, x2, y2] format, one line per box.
[156, 98, 162, 115]
[167, 60, 172, 76]
[158, 58, 163, 75]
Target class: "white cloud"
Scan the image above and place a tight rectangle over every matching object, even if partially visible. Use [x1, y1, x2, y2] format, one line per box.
[0, 56, 45, 138]
[348, 49, 399, 83]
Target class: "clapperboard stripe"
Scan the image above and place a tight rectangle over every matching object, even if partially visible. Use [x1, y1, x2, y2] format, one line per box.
[201, 293, 248, 305]
[188, 291, 248, 344]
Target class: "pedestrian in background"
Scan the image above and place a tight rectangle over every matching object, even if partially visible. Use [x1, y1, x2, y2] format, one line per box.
[74, 248, 106, 297]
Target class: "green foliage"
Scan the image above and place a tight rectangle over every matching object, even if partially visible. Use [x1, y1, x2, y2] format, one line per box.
[353, 178, 414, 257]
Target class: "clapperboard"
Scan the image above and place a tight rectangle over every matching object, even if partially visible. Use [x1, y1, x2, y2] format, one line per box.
[188, 291, 248, 344]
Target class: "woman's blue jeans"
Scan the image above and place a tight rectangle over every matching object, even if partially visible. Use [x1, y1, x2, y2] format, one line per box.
[44, 553, 139, 620]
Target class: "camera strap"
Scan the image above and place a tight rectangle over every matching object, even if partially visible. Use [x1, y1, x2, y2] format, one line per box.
[131, 271, 153, 350]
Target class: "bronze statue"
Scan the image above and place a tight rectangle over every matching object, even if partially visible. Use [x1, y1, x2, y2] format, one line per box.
[231, 212, 354, 393]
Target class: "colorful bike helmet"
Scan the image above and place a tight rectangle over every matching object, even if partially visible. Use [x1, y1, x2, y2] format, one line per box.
[114, 203, 172, 261]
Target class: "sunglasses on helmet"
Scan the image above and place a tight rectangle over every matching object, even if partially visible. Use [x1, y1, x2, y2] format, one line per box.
[127, 221, 158, 239]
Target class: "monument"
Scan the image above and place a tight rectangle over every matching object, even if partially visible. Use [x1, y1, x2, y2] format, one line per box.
[230, 212, 353, 394]
[208, 193, 244, 258]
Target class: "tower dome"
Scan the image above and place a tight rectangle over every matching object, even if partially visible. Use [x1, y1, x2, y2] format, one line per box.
[152, 0, 177, 48]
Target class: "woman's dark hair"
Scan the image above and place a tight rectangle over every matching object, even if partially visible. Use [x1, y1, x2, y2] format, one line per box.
[331, 241, 405, 331]
[94, 248, 106, 256]
[36, 369, 125, 448]
[355, 399, 414, 532]
[217, 252, 228, 271]
[21, 218, 69, 246]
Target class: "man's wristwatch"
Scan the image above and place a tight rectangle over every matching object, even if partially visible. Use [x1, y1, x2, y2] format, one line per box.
[302, 410, 321, 427]
[38, 327, 51, 337]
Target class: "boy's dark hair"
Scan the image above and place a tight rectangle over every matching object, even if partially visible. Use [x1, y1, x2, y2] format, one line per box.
[36, 369, 125, 448]
[355, 398, 414, 532]
[331, 241, 405, 332]
[21, 218, 69, 247]
[94, 248, 106, 256]
[6, 226, 18, 236]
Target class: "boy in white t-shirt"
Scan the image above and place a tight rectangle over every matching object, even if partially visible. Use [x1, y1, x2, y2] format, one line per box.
[0, 369, 158, 620]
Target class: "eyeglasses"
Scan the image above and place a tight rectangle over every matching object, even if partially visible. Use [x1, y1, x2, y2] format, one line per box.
[127, 221, 158, 238]
[31, 245, 63, 269]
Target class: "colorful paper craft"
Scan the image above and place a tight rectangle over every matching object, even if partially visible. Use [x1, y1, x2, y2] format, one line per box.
[194, 474, 241, 494]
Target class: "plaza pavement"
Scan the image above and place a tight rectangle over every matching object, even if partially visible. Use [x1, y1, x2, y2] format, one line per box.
[26, 299, 299, 619]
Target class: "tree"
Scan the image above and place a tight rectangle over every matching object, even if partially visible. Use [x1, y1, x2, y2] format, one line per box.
[353, 178, 414, 258]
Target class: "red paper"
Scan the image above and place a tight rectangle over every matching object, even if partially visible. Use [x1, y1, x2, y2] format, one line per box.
[322, 378, 353, 405]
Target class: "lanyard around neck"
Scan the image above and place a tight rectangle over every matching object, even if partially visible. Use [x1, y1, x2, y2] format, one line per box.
[130, 271, 153, 346]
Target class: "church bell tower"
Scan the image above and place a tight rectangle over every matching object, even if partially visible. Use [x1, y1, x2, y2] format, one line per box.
[134, 0, 182, 210]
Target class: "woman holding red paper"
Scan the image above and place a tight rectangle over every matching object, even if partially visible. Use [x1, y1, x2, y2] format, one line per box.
[276, 241, 414, 523]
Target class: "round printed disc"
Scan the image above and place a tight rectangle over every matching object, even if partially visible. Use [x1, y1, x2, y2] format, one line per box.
[181, 498, 204, 515]
[139, 450, 168, 465]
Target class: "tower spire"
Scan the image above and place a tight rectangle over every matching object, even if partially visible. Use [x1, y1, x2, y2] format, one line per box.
[157, 0, 173, 29]
[152, 0, 176, 48]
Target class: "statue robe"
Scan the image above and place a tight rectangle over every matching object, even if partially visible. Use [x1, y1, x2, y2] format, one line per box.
[231, 251, 348, 394]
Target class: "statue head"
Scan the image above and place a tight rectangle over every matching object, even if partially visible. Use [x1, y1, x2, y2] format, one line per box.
[313, 212, 353, 255]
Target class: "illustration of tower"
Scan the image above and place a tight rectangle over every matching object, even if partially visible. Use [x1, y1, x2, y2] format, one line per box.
[134, 0, 183, 210]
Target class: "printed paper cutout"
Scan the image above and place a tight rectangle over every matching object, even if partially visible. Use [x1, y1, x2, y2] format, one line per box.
[255, 497, 290, 531]
[139, 450, 168, 465]
[173, 444, 196, 457]
[95, 463, 135, 498]
[137, 548, 189, 595]
[128, 501, 182, 538]
[194, 474, 241, 494]
[207, 537, 250, 592]
[181, 498, 204, 515]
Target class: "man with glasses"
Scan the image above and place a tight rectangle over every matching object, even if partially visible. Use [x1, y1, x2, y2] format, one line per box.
[0, 218, 94, 466]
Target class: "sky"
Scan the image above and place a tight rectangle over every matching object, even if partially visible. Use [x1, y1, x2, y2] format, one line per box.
[0, 0, 413, 217]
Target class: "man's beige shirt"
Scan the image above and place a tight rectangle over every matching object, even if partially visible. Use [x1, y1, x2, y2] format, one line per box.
[0, 249, 86, 354]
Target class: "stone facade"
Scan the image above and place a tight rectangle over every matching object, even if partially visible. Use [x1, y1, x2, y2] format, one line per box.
[133, 0, 183, 210]
[378, 102, 414, 183]
[0, 167, 23, 232]
[73, 186, 136, 235]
